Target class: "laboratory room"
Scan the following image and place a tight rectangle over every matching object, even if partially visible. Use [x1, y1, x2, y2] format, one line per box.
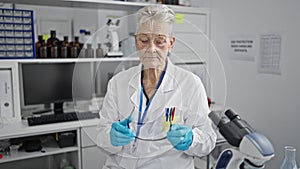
[0, 0, 299, 169]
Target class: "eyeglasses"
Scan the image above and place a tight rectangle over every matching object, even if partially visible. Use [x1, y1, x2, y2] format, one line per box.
[135, 33, 169, 48]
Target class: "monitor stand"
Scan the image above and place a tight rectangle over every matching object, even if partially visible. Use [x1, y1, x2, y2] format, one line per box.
[32, 103, 53, 115]
[54, 102, 64, 114]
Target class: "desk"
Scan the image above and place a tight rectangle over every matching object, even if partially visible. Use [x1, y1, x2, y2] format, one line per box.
[0, 119, 99, 140]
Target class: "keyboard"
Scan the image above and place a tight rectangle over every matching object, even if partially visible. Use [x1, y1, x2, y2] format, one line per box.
[27, 112, 99, 126]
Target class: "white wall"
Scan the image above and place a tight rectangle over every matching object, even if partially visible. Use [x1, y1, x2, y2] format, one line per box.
[17, 4, 99, 41]
[210, 0, 300, 168]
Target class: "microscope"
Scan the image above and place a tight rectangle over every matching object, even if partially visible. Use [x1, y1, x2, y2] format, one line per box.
[104, 19, 123, 57]
[209, 109, 275, 169]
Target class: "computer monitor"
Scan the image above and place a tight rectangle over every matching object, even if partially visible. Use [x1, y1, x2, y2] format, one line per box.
[20, 62, 93, 115]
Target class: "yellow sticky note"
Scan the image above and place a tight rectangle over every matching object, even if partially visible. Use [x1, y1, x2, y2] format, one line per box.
[161, 115, 179, 132]
[175, 13, 184, 24]
[42, 34, 49, 41]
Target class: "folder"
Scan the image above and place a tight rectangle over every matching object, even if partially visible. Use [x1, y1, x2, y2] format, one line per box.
[0, 69, 14, 118]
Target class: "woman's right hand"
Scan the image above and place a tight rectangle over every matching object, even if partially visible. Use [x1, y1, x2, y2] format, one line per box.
[110, 116, 136, 146]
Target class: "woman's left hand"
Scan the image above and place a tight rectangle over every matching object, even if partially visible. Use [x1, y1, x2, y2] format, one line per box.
[167, 124, 193, 151]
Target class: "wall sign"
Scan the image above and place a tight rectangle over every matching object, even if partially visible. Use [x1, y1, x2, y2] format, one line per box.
[228, 34, 256, 61]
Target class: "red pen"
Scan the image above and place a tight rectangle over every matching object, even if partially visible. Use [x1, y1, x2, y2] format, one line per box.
[172, 107, 175, 121]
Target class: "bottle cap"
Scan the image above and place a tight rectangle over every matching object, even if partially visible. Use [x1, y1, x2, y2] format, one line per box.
[79, 29, 86, 34]
[38, 35, 43, 41]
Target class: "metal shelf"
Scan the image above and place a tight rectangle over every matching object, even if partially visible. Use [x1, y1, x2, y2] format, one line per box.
[0, 144, 78, 163]
[2, 57, 140, 63]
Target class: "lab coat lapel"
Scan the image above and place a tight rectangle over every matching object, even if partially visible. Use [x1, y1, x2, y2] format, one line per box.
[128, 64, 142, 108]
[162, 60, 176, 93]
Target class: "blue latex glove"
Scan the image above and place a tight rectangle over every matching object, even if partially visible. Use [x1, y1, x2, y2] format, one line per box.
[110, 116, 136, 146]
[167, 124, 193, 151]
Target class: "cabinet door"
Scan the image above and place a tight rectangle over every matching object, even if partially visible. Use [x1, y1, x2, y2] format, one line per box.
[82, 146, 108, 169]
[81, 126, 98, 147]
[173, 13, 207, 33]
[171, 33, 210, 63]
[171, 13, 210, 64]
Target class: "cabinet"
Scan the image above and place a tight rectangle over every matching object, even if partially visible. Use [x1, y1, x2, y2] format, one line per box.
[0, 119, 101, 169]
[80, 125, 107, 169]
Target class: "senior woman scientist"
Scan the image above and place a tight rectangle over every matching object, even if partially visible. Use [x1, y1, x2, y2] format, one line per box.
[97, 5, 217, 169]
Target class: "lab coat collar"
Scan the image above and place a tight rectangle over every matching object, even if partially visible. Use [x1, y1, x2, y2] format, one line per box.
[128, 58, 176, 107]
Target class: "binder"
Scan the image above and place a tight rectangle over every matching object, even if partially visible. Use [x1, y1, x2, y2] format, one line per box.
[0, 69, 14, 118]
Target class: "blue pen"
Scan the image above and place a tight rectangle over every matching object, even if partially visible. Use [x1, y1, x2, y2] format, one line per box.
[166, 108, 169, 122]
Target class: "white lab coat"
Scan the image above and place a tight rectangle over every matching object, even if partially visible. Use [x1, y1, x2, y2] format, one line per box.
[97, 60, 217, 169]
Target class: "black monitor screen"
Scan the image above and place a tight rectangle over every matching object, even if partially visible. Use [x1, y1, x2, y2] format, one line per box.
[21, 62, 93, 114]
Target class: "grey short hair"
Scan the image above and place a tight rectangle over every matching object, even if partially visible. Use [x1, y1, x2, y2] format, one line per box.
[136, 5, 176, 34]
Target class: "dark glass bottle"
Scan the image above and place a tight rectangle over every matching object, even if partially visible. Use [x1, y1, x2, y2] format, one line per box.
[70, 42, 78, 58]
[73, 36, 81, 49]
[61, 41, 68, 58]
[60, 36, 71, 58]
[47, 30, 59, 47]
[62, 36, 70, 47]
[50, 41, 58, 58]
[47, 30, 59, 57]
[71, 36, 82, 57]
[39, 40, 47, 58]
[35, 35, 43, 58]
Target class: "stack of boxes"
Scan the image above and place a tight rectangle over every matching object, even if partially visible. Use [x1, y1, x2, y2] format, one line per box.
[0, 8, 35, 59]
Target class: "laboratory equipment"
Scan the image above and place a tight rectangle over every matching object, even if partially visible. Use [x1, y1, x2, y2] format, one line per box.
[85, 43, 94, 58]
[280, 146, 298, 169]
[104, 19, 123, 57]
[209, 109, 275, 169]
